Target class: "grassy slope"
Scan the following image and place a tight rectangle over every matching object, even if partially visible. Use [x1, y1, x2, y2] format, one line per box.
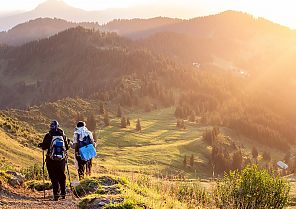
[95, 107, 290, 179]
[0, 130, 41, 170]
[96, 107, 211, 178]
[2, 98, 290, 177]
[1, 100, 295, 208]
[0, 113, 43, 170]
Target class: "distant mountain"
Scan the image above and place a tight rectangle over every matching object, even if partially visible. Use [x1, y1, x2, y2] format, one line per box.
[0, 0, 103, 31]
[0, 0, 184, 32]
[0, 18, 101, 46]
[0, 16, 181, 46]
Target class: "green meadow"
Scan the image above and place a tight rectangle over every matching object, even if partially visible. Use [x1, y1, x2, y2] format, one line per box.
[95, 107, 211, 178]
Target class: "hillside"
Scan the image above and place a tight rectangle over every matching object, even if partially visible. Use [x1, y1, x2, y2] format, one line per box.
[0, 27, 171, 108]
[1, 25, 296, 153]
[1, 99, 296, 208]
[0, 113, 41, 169]
[1, 97, 292, 177]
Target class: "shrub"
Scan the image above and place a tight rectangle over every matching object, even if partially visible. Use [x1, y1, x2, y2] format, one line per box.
[0, 170, 12, 184]
[74, 178, 101, 197]
[20, 163, 49, 180]
[214, 165, 290, 209]
[104, 199, 145, 209]
[25, 180, 52, 191]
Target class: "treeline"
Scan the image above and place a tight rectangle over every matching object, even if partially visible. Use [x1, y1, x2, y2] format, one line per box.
[175, 89, 295, 151]
[202, 128, 290, 175]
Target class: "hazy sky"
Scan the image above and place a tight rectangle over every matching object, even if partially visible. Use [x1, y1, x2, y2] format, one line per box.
[0, 0, 296, 28]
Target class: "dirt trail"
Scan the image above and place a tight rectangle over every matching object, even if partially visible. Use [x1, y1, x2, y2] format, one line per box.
[0, 186, 78, 209]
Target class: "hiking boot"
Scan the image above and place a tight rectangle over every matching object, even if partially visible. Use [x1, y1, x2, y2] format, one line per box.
[53, 196, 59, 201]
[61, 194, 66, 199]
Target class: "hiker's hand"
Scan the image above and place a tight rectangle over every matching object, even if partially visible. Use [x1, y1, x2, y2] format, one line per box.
[70, 141, 75, 149]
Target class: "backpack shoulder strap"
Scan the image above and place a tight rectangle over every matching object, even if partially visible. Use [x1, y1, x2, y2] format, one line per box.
[76, 133, 80, 141]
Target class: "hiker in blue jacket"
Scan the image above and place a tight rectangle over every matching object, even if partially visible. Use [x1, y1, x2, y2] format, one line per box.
[72, 121, 96, 180]
[38, 120, 69, 201]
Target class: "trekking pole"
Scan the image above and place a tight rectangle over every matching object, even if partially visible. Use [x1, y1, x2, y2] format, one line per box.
[66, 154, 73, 193]
[42, 150, 45, 199]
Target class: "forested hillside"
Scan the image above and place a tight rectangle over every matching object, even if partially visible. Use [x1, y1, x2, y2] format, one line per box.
[1, 11, 296, 154]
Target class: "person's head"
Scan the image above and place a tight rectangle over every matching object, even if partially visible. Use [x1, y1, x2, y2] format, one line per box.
[50, 120, 59, 131]
[76, 121, 86, 128]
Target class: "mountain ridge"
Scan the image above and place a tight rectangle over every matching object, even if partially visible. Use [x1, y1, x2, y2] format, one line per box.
[0, 0, 103, 32]
[1, 10, 295, 46]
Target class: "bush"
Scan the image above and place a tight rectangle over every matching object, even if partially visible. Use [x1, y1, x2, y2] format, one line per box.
[74, 178, 101, 197]
[105, 199, 145, 209]
[25, 180, 52, 191]
[20, 163, 49, 180]
[214, 165, 290, 209]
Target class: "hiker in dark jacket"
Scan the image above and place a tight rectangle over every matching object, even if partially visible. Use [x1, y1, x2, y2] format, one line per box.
[38, 120, 69, 201]
[72, 121, 95, 180]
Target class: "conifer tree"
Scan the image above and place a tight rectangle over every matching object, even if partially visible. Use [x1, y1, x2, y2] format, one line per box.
[212, 127, 220, 138]
[104, 111, 110, 126]
[181, 120, 185, 129]
[126, 117, 130, 126]
[175, 106, 182, 118]
[121, 116, 127, 128]
[99, 102, 105, 115]
[263, 151, 271, 162]
[284, 151, 291, 164]
[136, 118, 141, 132]
[189, 111, 195, 122]
[232, 150, 243, 170]
[252, 147, 258, 161]
[183, 155, 187, 167]
[86, 114, 96, 131]
[117, 105, 122, 117]
[190, 154, 194, 167]
[176, 119, 181, 128]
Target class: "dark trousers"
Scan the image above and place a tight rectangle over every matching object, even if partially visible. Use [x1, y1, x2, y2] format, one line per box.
[76, 156, 92, 180]
[86, 159, 92, 176]
[46, 158, 66, 198]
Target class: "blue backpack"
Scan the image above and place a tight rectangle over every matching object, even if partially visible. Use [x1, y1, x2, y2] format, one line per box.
[77, 134, 96, 161]
[49, 136, 66, 161]
[77, 134, 92, 148]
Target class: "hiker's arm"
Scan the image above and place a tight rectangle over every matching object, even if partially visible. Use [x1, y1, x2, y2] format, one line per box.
[70, 133, 77, 149]
[74, 143, 79, 156]
[64, 135, 69, 150]
[89, 132, 96, 147]
[38, 134, 51, 150]
[73, 133, 80, 155]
